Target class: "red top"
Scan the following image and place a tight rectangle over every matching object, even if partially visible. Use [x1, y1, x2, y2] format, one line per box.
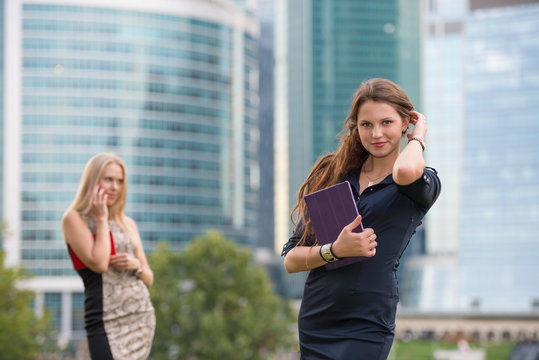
[69, 231, 116, 270]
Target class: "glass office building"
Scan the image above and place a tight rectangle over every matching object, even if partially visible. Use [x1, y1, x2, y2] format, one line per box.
[2, 0, 258, 343]
[406, 0, 539, 313]
[275, 0, 422, 297]
[399, 0, 467, 312]
[460, 0, 539, 313]
[256, 0, 275, 250]
[311, 1, 421, 158]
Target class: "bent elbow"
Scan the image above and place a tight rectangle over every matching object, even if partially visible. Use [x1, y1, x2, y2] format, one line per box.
[145, 272, 154, 288]
[283, 255, 298, 274]
[94, 264, 109, 274]
[89, 259, 110, 274]
[393, 164, 424, 185]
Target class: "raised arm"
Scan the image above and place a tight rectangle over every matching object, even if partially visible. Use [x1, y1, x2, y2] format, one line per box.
[393, 111, 427, 185]
[63, 185, 111, 273]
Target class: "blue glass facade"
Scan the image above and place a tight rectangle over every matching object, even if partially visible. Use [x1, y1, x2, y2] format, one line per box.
[257, 19, 274, 249]
[411, 0, 539, 314]
[44, 292, 62, 331]
[311, 0, 421, 159]
[460, 2, 539, 312]
[71, 292, 85, 333]
[398, 0, 467, 313]
[18, 4, 258, 278]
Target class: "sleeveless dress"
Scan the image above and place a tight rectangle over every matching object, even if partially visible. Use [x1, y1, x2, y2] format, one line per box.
[68, 215, 156, 360]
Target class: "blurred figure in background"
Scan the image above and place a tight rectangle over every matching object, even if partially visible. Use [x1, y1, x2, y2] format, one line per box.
[62, 152, 155, 360]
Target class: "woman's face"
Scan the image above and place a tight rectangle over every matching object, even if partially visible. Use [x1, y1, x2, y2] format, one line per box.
[97, 163, 124, 206]
[357, 100, 408, 159]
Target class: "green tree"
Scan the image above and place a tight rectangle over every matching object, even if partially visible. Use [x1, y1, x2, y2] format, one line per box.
[149, 231, 296, 360]
[0, 251, 54, 359]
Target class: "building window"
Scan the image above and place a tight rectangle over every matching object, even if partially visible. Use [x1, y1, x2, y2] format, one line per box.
[72, 293, 85, 332]
[44, 292, 62, 332]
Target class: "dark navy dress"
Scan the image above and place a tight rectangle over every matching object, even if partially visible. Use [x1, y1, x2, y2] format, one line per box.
[282, 166, 441, 360]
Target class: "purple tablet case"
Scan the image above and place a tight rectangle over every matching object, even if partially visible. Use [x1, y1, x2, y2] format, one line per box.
[304, 181, 366, 270]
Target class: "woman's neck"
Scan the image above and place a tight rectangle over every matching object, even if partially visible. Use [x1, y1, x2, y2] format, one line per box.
[362, 152, 398, 174]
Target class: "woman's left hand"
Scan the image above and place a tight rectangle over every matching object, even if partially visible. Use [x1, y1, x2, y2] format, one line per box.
[408, 110, 427, 141]
[109, 253, 140, 271]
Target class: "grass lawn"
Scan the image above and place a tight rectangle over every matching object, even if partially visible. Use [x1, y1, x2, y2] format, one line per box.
[388, 340, 515, 360]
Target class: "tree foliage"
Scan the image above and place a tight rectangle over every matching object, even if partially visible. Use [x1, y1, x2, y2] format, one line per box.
[149, 231, 296, 360]
[0, 251, 54, 359]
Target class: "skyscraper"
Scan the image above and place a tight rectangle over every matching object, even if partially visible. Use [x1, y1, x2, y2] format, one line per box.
[406, 0, 539, 313]
[460, 0, 539, 313]
[256, 0, 275, 250]
[399, 0, 467, 311]
[2, 0, 259, 343]
[274, 0, 422, 297]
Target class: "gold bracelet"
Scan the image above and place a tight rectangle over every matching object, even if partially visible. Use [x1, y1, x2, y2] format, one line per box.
[320, 243, 338, 263]
[305, 247, 311, 270]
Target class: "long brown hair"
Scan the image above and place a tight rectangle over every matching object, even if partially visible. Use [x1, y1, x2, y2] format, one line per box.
[291, 78, 414, 245]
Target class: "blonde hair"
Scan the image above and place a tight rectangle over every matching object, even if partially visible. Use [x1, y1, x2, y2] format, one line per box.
[64, 152, 131, 236]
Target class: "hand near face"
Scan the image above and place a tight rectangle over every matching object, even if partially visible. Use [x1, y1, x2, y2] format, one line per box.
[408, 110, 427, 140]
[93, 185, 109, 221]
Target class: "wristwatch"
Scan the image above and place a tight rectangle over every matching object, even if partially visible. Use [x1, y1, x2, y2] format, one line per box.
[320, 243, 339, 263]
[134, 259, 143, 278]
[409, 137, 425, 151]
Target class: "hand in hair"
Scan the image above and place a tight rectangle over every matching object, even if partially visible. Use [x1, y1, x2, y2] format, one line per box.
[393, 110, 427, 185]
[331, 215, 378, 259]
[406, 110, 427, 142]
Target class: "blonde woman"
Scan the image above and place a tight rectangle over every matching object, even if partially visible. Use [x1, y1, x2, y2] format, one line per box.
[62, 153, 155, 360]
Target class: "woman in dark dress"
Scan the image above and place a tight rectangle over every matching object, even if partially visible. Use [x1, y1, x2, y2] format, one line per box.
[282, 78, 441, 359]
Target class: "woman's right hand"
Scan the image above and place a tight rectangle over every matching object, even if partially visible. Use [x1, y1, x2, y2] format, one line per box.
[331, 215, 377, 258]
[93, 185, 109, 221]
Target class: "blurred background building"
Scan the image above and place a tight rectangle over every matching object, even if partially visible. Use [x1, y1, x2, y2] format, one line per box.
[256, 0, 274, 253]
[402, 0, 539, 315]
[460, 0, 539, 314]
[399, 0, 467, 312]
[274, 0, 423, 297]
[1, 0, 259, 344]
